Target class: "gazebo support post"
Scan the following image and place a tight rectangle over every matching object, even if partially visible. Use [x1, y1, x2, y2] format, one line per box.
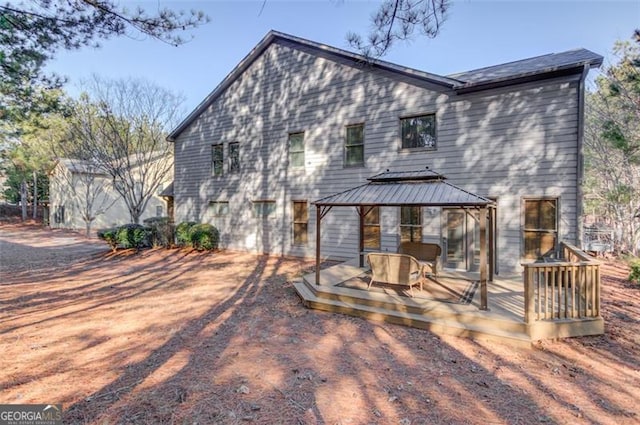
[479, 206, 488, 310]
[315, 205, 322, 285]
[315, 205, 332, 285]
[489, 206, 495, 281]
[357, 207, 365, 267]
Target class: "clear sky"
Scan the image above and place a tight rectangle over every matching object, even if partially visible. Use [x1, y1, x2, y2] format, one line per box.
[46, 0, 639, 112]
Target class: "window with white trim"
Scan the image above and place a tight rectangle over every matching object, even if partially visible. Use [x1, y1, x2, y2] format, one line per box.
[345, 124, 364, 167]
[289, 132, 305, 168]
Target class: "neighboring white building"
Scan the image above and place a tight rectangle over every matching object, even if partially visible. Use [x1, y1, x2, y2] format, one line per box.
[49, 158, 172, 232]
[167, 31, 602, 273]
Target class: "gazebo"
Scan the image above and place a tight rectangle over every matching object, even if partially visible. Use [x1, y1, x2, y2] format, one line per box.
[313, 169, 497, 310]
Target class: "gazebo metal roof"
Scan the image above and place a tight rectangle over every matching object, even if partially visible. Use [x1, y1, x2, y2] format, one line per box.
[313, 169, 494, 207]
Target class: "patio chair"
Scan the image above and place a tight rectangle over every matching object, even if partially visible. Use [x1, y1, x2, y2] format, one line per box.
[366, 252, 425, 297]
[398, 242, 442, 277]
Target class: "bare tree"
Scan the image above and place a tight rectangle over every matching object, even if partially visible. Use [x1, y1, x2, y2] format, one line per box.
[67, 77, 180, 224]
[347, 0, 450, 58]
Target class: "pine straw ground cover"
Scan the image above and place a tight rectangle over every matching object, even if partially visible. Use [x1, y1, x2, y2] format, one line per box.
[0, 223, 639, 425]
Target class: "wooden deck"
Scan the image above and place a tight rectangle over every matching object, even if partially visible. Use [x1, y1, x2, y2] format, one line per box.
[293, 258, 604, 346]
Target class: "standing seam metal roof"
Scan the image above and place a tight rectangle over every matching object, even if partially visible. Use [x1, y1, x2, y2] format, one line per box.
[314, 171, 494, 207]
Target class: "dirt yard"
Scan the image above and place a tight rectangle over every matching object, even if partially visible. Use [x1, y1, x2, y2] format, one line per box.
[1, 223, 639, 425]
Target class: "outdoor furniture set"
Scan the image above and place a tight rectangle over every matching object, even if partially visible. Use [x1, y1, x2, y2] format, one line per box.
[366, 242, 442, 297]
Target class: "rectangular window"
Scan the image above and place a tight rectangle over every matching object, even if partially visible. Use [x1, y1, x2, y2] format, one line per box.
[212, 144, 224, 176]
[253, 200, 276, 217]
[363, 207, 380, 250]
[156, 205, 163, 217]
[401, 114, 436, 149]
[523, 199, 558, 259]
[54, 205, 65, 224]
[292, 201, 308, 245]
[289, 132, 305, 168]
[209, 201, 229, 216]
[229, 142, 240, 173]
[345, 124, 364, 167]
[400, 206, 422, 242]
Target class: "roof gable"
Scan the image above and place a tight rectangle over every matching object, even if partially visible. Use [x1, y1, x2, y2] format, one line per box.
[168, 30, 461, 141]
[168, 31, 602, 141]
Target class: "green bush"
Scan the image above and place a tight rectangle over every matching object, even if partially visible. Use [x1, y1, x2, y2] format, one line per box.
[629, 259, 640, 285]
[176, 221, 197, 247]
[97, 227, 119, 251]
[190, 223, 220, 251]
[116, 224, 152, 250]
[143, 216, 174, 248]
[97, 224, 152, 250]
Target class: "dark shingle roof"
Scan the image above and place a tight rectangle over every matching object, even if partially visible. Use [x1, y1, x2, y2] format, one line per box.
[450, 48, 603, 87]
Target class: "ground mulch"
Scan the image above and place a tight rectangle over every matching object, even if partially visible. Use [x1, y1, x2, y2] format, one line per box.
[0, 223, 638, 424]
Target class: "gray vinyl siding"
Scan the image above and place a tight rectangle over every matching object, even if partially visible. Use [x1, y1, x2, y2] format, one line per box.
[173, 40, 581, 272]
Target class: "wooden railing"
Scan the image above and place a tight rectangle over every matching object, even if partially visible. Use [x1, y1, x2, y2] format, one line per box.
[522, 242, 601, 324]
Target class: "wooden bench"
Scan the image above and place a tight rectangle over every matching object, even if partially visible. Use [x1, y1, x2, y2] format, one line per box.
[366, 252, 425, 297]
[398, 242, 442, 276]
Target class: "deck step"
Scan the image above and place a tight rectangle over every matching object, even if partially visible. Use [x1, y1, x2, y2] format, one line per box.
[294, 280, 531, 347]
[301, 277, 527, 335]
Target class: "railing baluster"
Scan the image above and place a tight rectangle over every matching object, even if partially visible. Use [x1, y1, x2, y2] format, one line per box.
[595, 265, 601, 316]
[521, 242, 601, 324]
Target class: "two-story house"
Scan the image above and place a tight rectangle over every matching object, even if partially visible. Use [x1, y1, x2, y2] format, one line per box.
[167, 31, 602, 275]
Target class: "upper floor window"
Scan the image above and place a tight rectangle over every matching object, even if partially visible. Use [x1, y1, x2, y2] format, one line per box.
[254, 200, 276, 217]
[523, 198, 558, 259]
[401, 114, 436, 149]
[212, 144, 224, 176]
[345, 124, 364, 167]
[229, 142, 240, 173]
[400, 206, 422, 242]
[289, 132, 305, 168]
[209, 201, 229, 216]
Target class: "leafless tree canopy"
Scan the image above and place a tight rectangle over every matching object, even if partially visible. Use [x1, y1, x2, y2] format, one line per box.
[63, 77, 182, 224]
[347, 0, 450, 58]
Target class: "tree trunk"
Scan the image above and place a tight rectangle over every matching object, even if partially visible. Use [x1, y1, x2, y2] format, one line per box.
[20, 179, 28, 221]
[32, 171, 37, 220]
[85, 221, 91, 238]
